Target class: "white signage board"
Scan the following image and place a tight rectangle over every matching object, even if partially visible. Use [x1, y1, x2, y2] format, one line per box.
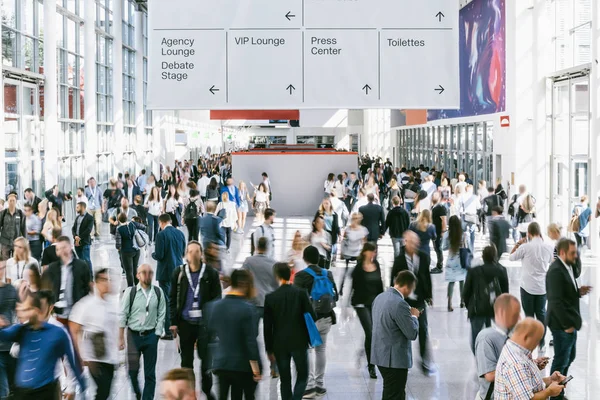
[147, 0, 459, 110]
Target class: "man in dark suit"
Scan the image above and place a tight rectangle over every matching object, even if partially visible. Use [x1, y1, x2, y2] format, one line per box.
[546, 238, 592, 400]
[45, 185, 72, 218]
[371, 270, 420, 400]
[124, 178, 142, 206]
[488, 206, 511, 259]
[152, 213, 186, 340]
[390, 231, 435, 374]
[264, 263, 316, 400]
[359, 194, 385, 244]
[72, 202, 94, 277]
[41, 236, 91, 326]
[23, 188, 42, 214]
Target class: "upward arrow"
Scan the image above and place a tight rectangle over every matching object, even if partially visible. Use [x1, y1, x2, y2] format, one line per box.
[285, 11, 296, 21]
[362, 84, 372, 94]
[286, 84, 296, 95]
[436, 11, 445, 22]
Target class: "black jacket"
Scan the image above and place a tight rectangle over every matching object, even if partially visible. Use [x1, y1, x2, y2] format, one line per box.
[385, 206, 410, 238]
[489, 217, 511, 257]
[71, 213, 94, 246]
[359, 202, 385, 242]
[483, 194, 503, 216]
[27, 196, 43, 214]
[294, 264, 338, 323]
[462, 262, 509, 318]
[169, 263, 222, 327]
[350, 260, 384, 307]
[264, 284, 315, 353]
[390, 250, 432, 306]
[314, 211, 340, 244]
[546, 259, 582, 331]
[41, 259, 91, 306]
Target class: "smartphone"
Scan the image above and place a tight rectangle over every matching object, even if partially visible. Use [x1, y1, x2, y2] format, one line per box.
[417, 307, 425, 313]
[560, 375, 573, 386]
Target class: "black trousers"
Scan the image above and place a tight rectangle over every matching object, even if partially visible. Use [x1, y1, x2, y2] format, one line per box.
[224, 227, 232, 249]
[354, 306, 374, 366]
[433, 235, 443, 269]
[16, 380, 60, 400]
[185, 218, 199, 242]
[88, 362, 115, 400]
[217, 370, 257, 400]
[179, 319, 214, 398]
[120, 250, 140, 287]
[378, 366, 408, 400]
[275, 348, 308, 400]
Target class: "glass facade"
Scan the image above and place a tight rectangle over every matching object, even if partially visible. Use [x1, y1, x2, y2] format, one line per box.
[396, 121, 495, 192]
[122, 0, 135, 156]
[550, 0, 592, 70]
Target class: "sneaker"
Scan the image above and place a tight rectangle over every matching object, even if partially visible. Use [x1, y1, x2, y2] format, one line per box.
[315, 387, 327, 396]
[430, 267, 443, 274]
[302, 388, 316, 398]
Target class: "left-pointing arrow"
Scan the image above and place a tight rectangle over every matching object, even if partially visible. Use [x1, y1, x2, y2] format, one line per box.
[209, 85, 219, 95]
[286, 84, 296, 95]
[285, 11, 296, 21]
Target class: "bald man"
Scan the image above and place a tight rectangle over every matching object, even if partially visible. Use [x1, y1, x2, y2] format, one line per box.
[390, 230, 435, 374]
[494, 318, 565, 400]
[119, 264, 166, 400]
[475, 294, 549, 399]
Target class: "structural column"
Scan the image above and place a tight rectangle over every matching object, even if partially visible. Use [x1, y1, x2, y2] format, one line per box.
[0, 21, 4, 194]
[112, 0, 124, 173]
[84, 0, 98, 181]
[134, 10, 145, 174]
[43, 0, 58, 187]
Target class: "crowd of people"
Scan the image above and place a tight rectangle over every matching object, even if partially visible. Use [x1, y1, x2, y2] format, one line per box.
[0, 153, 594, 400]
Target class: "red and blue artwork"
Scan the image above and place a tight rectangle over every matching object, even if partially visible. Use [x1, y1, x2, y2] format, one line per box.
[428, 0, 505, 121]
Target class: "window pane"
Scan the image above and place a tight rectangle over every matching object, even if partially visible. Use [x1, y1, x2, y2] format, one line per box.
[23, 36, 35, 71]
[2, 29, 17, 67]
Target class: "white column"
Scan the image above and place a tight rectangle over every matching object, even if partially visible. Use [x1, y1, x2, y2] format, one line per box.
[43, 0, 58, 188]
[134, 10, 145, 174]
[84, 0, 98, 181]
[0, 21, 4, 194]
[112, 0, 124, 173]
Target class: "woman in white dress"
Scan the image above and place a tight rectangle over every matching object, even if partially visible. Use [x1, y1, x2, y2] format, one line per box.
[6, 237, 39, 284]
[338, 212, 369, 296]
[324, 173, 336, 194]
[307, 214, 332, 269]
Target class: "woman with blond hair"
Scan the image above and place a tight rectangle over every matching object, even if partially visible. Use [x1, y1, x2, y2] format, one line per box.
[287, 230, 308, 280]
[6, 237, 39, 284]
[409, 209, 437, 255]
[237, 181, 251, 234]
[42, 208, 61, 246]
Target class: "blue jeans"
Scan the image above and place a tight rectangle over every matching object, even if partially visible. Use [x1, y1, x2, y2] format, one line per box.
[520, 288, 547, 348]
[470, 316, 492, 354]
[0, 351, 15, 399]
[159, 280, 171, 334]
[391, 237, 404, 259]
[549, 329, 577, 400]
[405, 201, 414, 213]
[275, 348, 309, 400]
[127, 331, 159, 400]
[75, 244, 93, 277]
[147, 214, 159, 242]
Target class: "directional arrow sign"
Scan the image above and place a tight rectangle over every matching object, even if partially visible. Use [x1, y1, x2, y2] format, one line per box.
[436, 11, 445, 22]
[286, 84, 296, 95]
[434, 85, 445, 94]
[285, 11, 295, 21]
[362, 84, 372, 94]
[209, 85, 220, 95]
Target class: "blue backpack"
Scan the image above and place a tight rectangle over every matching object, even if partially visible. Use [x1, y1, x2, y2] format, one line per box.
[305, 268, 335, 314]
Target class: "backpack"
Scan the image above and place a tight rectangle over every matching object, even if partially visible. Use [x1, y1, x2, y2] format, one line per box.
[129, 223, 149, 250]
[507, 194, 518, 216]
[185, 201, 198, 219]
[304, 267, 335, 315]
[250, 225, 265, 256]
[473, 270, 502, 316]
[127, 285, 162, 324]
[568, 207, 581, 233]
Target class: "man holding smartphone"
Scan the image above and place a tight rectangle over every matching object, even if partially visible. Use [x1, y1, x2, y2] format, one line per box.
[546, 238, 593, 400]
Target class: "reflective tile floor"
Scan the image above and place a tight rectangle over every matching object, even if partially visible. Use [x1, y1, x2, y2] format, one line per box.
[76, 216, 599, 399]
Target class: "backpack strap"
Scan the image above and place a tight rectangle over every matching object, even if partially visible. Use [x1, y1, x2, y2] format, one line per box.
[126, 286, 137, 325]
[304, 267, 317, 278]
[176, 265, 185, 313]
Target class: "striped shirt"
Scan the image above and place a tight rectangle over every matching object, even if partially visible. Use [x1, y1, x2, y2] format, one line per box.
[494, 340, 545, 399]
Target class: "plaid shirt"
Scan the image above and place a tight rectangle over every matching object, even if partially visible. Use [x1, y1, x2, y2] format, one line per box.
[494, 340, 545, 399]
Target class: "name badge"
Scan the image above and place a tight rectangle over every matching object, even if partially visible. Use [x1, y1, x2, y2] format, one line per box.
[192, 302, 199, 309]
[189, 310, 202, 319]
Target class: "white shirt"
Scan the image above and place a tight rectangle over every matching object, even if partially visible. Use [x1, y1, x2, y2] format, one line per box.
[5, 257, 39, 283]
[75, 195, 88, 205]
[351, 197, 368, 215]
[460, 193, 481, 215]
[558, 257, 578, 290]
[216, 201, 238, 228]
[509, 237, 554, 295]
[69, 294, 120, 364]
[197, 176, 211, 197]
